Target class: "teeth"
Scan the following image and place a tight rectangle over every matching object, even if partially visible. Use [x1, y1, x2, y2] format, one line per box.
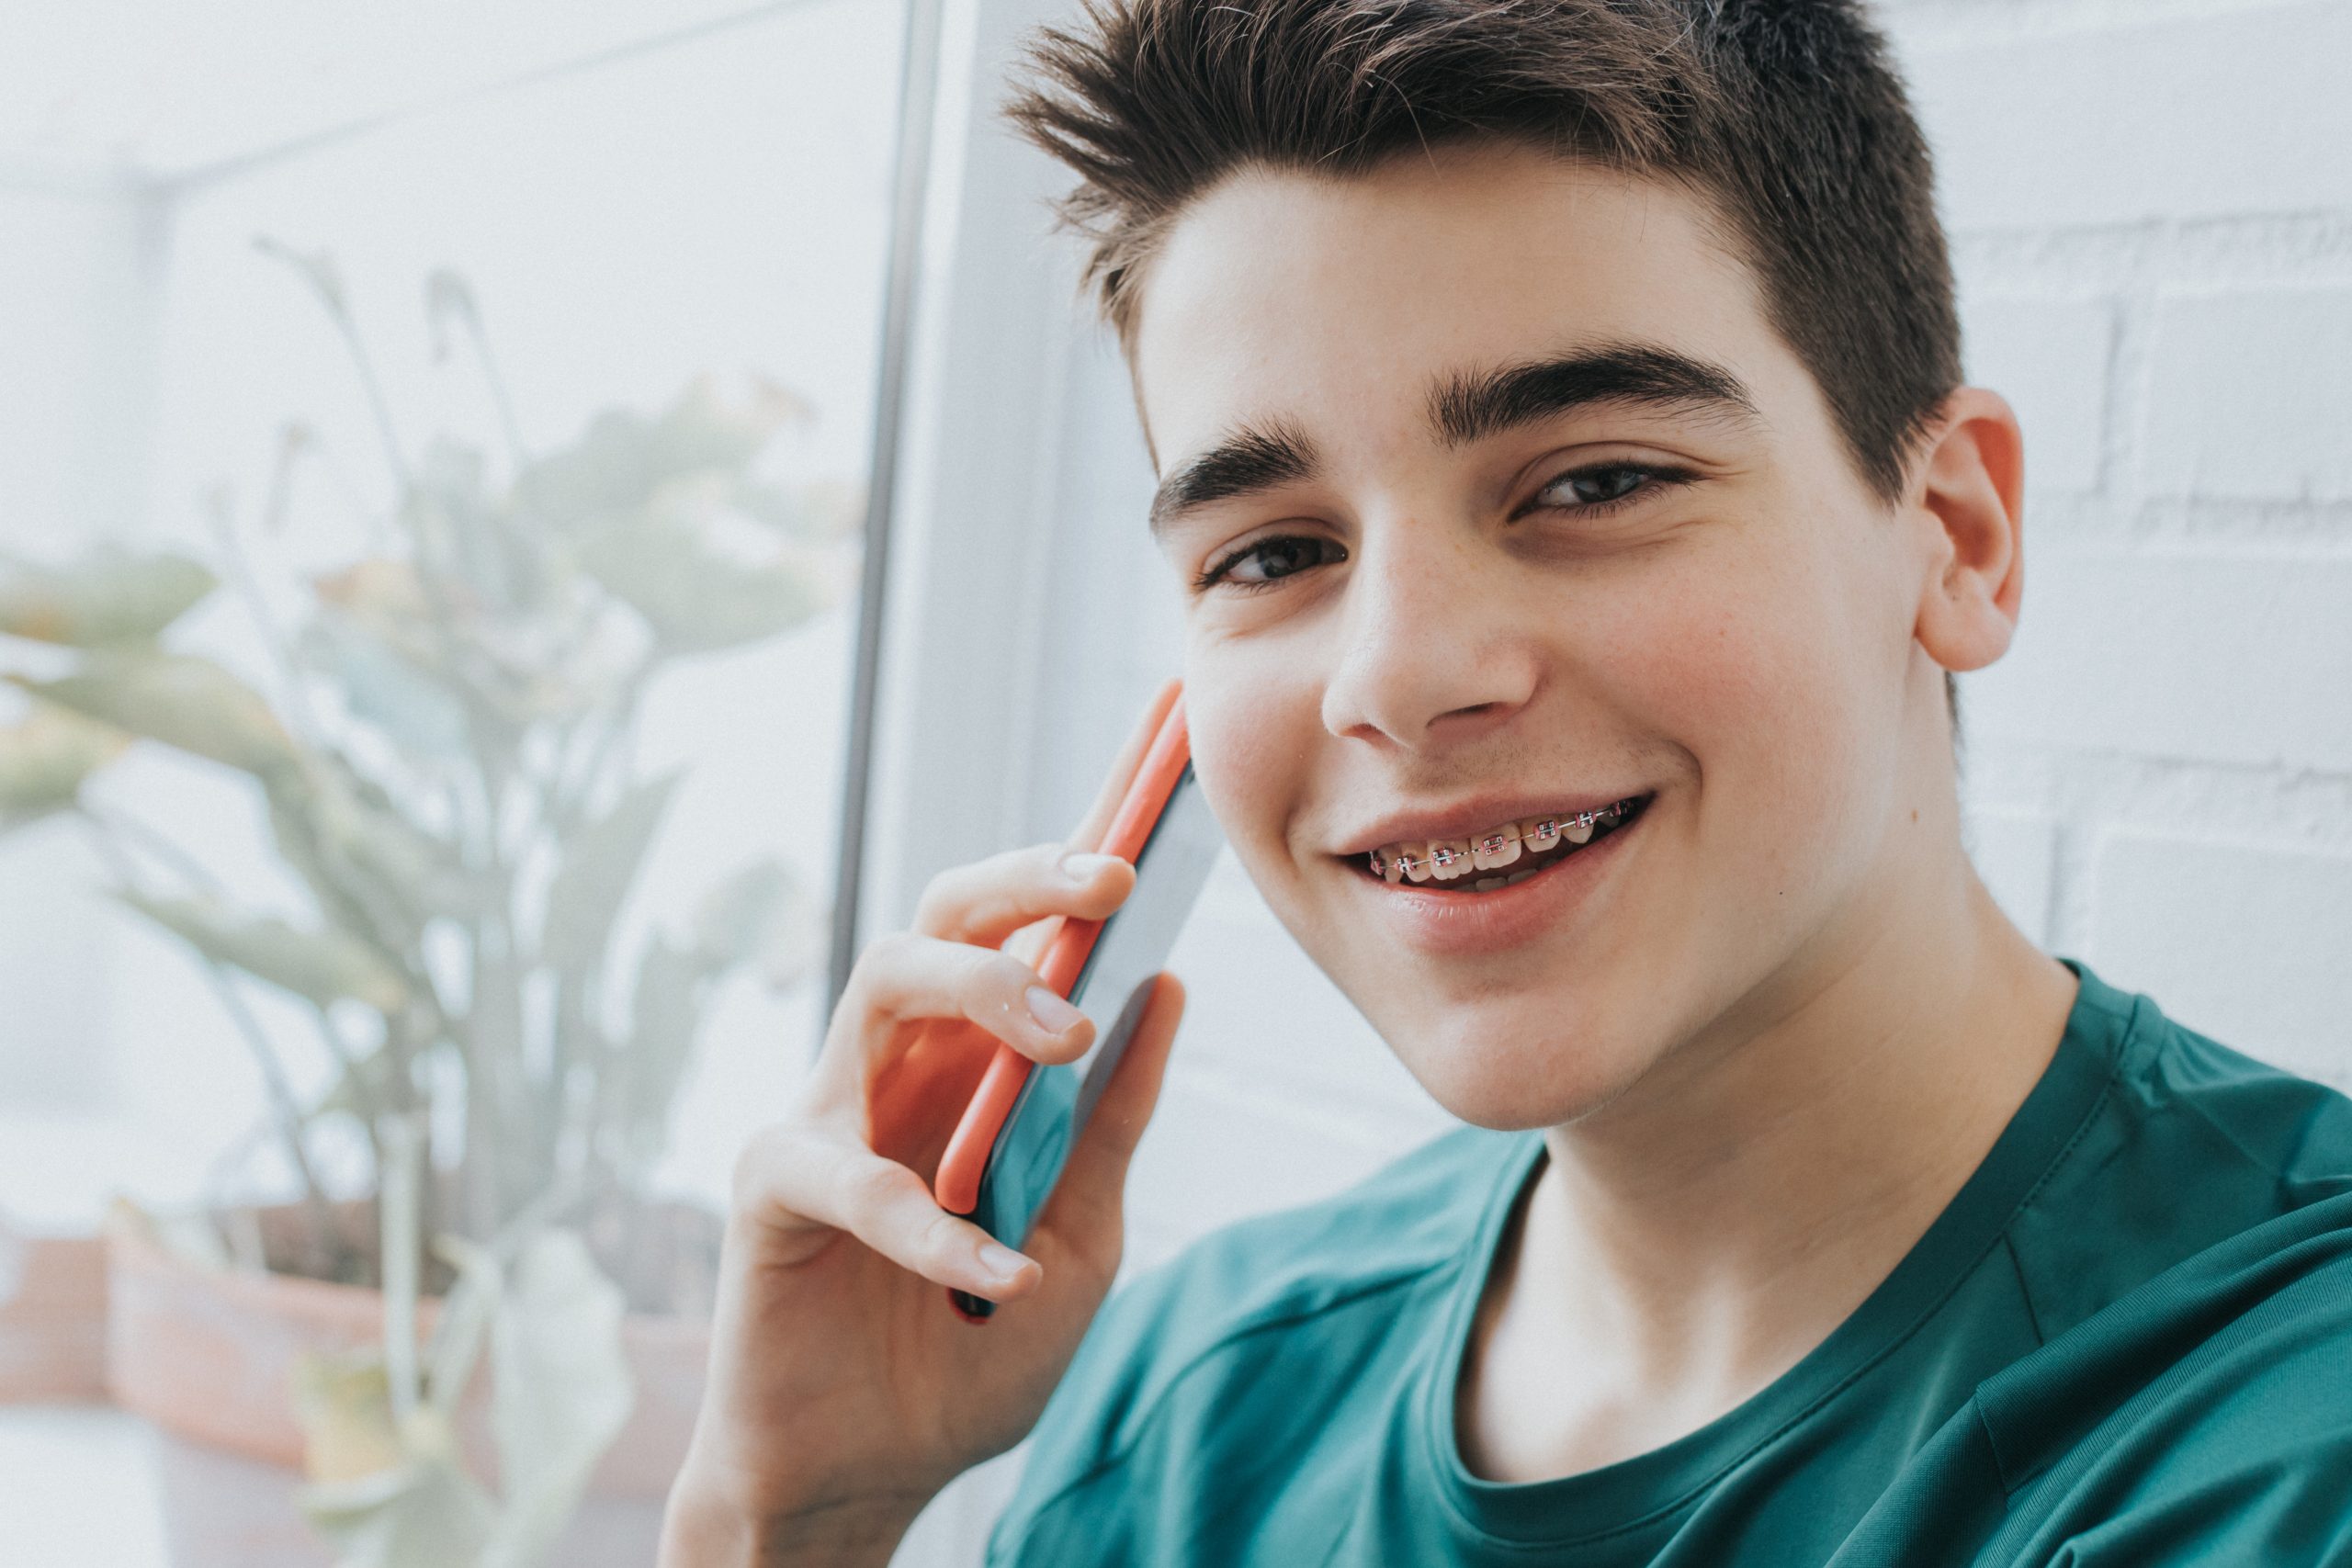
[1365, 797, 1645, 886]
[1471, 825, 1521, 871]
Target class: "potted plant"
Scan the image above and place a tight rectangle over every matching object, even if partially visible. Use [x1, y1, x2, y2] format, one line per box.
[0, 244, 855, 1566]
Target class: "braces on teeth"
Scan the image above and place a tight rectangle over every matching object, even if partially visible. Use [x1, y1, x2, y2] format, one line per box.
[1366, 799, 1638, 886]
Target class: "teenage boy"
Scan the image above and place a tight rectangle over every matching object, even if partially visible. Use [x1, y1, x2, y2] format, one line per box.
[661, 1, 2352, 1562]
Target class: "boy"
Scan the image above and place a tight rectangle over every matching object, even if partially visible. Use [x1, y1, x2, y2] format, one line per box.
[662, 1, 2352, 1562]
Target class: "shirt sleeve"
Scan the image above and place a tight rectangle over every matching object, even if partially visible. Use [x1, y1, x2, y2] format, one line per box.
[1984, 1215, 2352, 1567]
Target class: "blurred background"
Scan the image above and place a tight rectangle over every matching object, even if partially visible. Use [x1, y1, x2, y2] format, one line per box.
[2, 0, 2348, 1563]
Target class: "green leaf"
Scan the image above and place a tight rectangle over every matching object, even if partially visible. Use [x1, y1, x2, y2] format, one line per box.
[292, 1349, 409, 1484]
[400, 438, 533, 612]
[14, 650, 303, 780]
[424, 269, 481, 364]
[310, 1043, 405, 1125]
[424, 1235, 501, 1419]
[300, 1450, 497, 1568]
[294, 1384, 497, 1568]
[292, 759, 476, 921]
[692, 857, 821, 990]
[254, 235, 352, 324]
[575, 506, 828, 654]
[481, 1229, 633, 1568]
[0, 547, 217, 646]
[514, 374, 808, 527]
[737, 474, 865, 544]
[616, 938, 705, 1155]
[0, 704, 128, 829]
[266, 769, 441, 957]
[120, 891, 411, 1013]
[540, 773, 680, 972]
[688, 859, 793, 965]
[300, 618, 471, 758]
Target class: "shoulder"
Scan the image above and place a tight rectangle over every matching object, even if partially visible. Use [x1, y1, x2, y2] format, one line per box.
[988, 1123, 1536, 1555]
[1980, 1189, 2352, 1565]
[2005, 964, 2352, 1343]
[2087, 963, 2352, 1196]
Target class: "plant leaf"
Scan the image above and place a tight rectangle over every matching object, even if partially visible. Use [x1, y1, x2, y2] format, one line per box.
[0, 547, 217, 646]
[688, 859, 793, 966]
[254, 235, 352, 324]
[301, 617, 472, 758]
[481, 1229, 633, 1568]
[692, 857, 821, 990]
[540, 773, 680, 972]
[425, 1235, 502, 1420]
[575, 506, 828, 654]
[0, 704, 128, 829]
[616, 938, 704, 1159]
[300, 1451, 497, 1568]
[737, 475, 865, 544]
[120, 891, 411, 1013]
[294, 1362, 497, 1568]
[293, 1349, 408, 1485]
[13, 649, 303, 780]
[514, 373, 807, 527]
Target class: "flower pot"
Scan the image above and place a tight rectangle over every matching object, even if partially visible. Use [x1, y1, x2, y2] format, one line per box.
[0, 1216, 108, 1404]
[106, 1207, 710, 1568]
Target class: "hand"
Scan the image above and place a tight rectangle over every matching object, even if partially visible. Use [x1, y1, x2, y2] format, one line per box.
[660, 684, 1189, 1567]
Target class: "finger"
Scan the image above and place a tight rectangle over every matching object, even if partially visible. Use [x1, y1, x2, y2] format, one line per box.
[830, 931, 1099, 1073]
[910, 840, 1136, 946]
[1031, 973, 1185, 1247]
[746, 1130, 1042, 1301]
[1065, 677, 1182, 854]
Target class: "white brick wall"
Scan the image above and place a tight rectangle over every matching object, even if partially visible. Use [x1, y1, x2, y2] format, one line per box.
[1887, 0, 2352, 1088]
[2143, 288, 2352, 501]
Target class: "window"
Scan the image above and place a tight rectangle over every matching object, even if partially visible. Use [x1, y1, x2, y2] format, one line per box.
[0, 4, 910, 1557]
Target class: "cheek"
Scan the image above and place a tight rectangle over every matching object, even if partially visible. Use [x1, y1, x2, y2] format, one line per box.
[1626, 539, 1892, 895]
[1182, 637, 1319, 872]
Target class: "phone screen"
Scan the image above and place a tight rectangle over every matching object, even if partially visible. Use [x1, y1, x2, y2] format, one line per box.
[967, 763, 1225, 1252]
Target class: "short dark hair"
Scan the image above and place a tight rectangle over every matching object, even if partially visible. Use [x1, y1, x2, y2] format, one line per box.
[1001, 0, 1960, 506]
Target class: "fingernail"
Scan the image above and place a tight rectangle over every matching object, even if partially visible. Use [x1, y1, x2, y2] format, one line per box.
[977, 1239, 1032, 1285]
[1026, 985, 1085, 1035]
[1060, 852, 1121, 883]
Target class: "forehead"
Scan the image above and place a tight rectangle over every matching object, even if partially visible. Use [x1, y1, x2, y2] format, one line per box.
[1128, 141, 1793, 470]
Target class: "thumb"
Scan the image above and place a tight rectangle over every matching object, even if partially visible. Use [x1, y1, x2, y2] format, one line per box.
[1029, 972, 1185, 1250]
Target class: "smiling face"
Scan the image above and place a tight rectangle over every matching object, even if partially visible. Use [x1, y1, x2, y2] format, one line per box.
[1134, 140, 1977, 1130]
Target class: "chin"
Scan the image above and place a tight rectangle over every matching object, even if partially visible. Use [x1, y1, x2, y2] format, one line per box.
[1384, 997, 1658, 1133]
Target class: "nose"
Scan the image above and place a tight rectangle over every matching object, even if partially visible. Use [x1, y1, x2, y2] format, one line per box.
[1319, 519, 1539, 750]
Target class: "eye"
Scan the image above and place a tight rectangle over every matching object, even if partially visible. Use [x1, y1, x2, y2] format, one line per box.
[1194, 534, 1346, 592]
[1525, 461, 1692, 514]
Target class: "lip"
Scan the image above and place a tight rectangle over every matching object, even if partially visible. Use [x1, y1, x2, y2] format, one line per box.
[1332, 789, 1653, 858]
[1342, 795, 1650, 957]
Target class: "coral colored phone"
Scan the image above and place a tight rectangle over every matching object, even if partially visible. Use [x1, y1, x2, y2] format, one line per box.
[933, 688, 1223, 1321]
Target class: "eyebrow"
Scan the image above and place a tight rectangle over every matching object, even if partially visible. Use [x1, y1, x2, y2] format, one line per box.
[1430, 344, 1758, 447]
[1146, 344, 1758, 538]
[1147, 421, 1319, 539]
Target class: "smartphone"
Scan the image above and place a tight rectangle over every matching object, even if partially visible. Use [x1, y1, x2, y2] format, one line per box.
[932, 689, 1224, 1320]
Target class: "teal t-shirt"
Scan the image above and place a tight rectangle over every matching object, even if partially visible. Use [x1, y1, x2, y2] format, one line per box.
[987, 962, 2352, 1565]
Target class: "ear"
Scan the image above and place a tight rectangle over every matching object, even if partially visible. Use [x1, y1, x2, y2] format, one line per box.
[1908, 386, 2026, 675]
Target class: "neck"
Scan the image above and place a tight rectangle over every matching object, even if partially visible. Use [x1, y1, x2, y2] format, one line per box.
[1458, 813, 2079, 1480]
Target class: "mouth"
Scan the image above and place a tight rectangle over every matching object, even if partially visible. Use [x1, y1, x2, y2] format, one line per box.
[1354, 793, 1654, 894]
